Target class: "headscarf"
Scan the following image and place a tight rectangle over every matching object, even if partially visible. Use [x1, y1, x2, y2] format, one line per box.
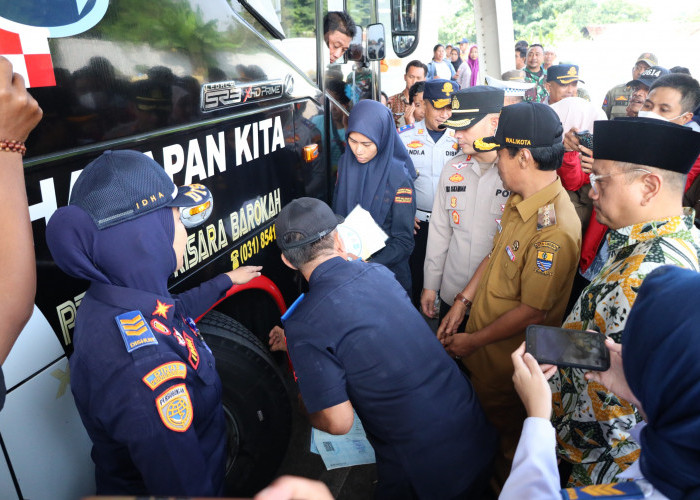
[46, 205, 176, 296]
[467, 45, 479, 88]
[451, 52, 462, 72]
[333, 99, 416, 223]
[622, 265, 700, 500]
[549, 96, 607, 136]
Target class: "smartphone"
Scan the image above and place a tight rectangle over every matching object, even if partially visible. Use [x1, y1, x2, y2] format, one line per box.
[525, 325, 610, 371]
[574, 130, 594, 155]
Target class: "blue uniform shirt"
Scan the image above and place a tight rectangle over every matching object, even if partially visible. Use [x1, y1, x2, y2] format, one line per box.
[70, 275, 230, 496]
[285, 257, 497, 499]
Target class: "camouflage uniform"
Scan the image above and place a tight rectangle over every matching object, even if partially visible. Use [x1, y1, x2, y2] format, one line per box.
[523, 67, 548, 103]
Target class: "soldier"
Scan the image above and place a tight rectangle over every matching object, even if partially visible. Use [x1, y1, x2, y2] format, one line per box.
[421, 86, 507, 328]
[398, 79, 460, 304]
[602, 52, 657, 119]
[522, 44, 548, 103]
[439, 102, 581, 487]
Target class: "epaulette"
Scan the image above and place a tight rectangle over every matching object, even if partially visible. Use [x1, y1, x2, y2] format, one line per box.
[398, 123, 415, 133]
[560, 482, 644, 499]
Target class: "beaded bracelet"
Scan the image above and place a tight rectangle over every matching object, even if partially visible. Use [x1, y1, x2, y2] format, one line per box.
[0, 140, 26, 156]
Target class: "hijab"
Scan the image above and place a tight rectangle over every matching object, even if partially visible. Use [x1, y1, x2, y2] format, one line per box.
[622, 265, 700, 500]
[333, 99, 416, 223]
[549, 96, 607, 136]
[467, 45, 479, 87]
[451, 52, 462, 72]
[46, 205, 176, 297]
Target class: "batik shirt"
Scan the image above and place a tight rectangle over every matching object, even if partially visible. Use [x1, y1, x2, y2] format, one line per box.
[549, 209, 700, 486]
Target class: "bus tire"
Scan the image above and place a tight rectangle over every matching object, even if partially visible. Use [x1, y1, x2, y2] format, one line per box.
[197, 310, 292, 496]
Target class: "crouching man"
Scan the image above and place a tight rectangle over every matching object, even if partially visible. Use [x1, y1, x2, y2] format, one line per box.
[275, 197, 497, 500]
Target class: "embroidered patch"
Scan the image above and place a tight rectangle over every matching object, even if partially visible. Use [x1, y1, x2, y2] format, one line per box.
[406, 140, 423, 148]
[417, 128, 424, 134]
[394, 195, 413, 203]
[561, 481, 644, 499]
[466, 155, 471, 161]
[398, 123, 415, 133]
[143, 362, 187, 390]
[173, 328, 186, 346]
[449, 173, 464, 183]
[452, 210, 460, 225]
[156, 384, 193, 432]
[513, 240, 519, 251]
[536, 250, 554, 274]
[534, 240, 561, 252]
[152, 299, 173, 319]
[396, 187, 413, 195]
[450, 196, 457, 208]
[116, 311, 158, 352]
[452, 161, 467, 170]
[614, 95, 628, 102]
[150, 319, 171, 335]
[452, 142, 459, 150]
[506, 245, 516, 261]
[537, 203, 557, 230]
[446, 185, 466, 192]
[183, 332, 200, 370]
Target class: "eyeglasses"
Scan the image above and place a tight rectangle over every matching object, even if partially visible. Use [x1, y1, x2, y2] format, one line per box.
[589, 168, 651, 194]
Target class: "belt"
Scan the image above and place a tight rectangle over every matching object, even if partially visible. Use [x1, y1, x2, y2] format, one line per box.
[416, 209, 431, 222]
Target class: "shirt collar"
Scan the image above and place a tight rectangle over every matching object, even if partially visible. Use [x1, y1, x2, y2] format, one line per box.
[88, 281, 175, 317]
[308, 256, 346, 286]
[607, 208, 697, 251]
[512, 177, 563, 222]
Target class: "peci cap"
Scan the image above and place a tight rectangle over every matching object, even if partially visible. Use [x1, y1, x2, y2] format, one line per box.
[485, 74, 535, 97]
[636, 52, 658, 67]
[473, 102, 563, 152]
[627, 66, 669, 89]
[276, 197, 344, 251]
[593, 118, 700, 174]
[69, 150, 213, 230]
[440, 86, 504, 130]
[424, 79, 460, 109]
[546, 64, 584, 85]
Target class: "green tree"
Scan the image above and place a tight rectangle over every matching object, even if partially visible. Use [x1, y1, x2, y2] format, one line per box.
[438, 3, 475, 46]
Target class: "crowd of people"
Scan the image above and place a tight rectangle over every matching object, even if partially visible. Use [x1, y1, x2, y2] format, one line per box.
[3, 9, 700, 500]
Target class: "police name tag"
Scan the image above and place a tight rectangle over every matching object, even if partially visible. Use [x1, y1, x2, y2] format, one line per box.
[116, 310, 158, 352]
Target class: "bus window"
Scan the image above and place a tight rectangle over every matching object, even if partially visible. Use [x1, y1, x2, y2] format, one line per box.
[391, 0, 419, 57]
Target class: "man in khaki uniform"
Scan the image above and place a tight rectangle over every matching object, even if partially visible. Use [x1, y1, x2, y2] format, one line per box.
[440, 102, 581, 487]
[602, 52, 657, 119]
[421, 86, 507, 325]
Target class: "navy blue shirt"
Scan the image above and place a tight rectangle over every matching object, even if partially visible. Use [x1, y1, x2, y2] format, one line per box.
[285, 257, 497, 499]
[70, 275, 230, 496]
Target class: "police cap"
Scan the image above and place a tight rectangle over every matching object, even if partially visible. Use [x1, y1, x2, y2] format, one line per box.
[440, 86, 504, 130]
[473, 102, 563, 152]
[424, 79, 460, 109]
[546, 64, 584, 85]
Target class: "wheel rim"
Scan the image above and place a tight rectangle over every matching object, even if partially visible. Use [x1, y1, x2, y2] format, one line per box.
[223, 403, 241, 476]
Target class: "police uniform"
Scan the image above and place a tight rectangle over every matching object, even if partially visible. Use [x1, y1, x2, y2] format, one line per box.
[423, 153, 506, 308]
[399, 79, 460, 303]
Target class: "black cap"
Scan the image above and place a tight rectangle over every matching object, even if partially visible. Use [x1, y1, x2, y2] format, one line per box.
[546, 64, 584, 84]
[439, 86, 504, 130]
[473, 102, 563, 152]
[593, 118, 700, 174]
[627, 66, 669, 88]
[70, 150, 213, 229]
[276, 198, 344, 251]
[424, 79, 460, 109]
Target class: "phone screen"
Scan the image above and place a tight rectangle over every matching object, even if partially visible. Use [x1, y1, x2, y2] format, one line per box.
[526, 325, 610, 371]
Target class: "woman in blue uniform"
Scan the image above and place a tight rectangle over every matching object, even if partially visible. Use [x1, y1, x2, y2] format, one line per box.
[333, 99, 417, 293]
[46, 150, 260, 497]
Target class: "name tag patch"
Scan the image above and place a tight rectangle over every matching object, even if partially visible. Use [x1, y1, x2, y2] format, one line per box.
[143, 362, 187, 390]
[183, 332, 200, 370]
[156, 384, 193, 432]
[116, 311, 158, 352]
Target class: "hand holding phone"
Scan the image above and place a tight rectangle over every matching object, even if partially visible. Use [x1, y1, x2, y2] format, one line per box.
[574, 130, 594, 157]
[526, 325, 610, 371]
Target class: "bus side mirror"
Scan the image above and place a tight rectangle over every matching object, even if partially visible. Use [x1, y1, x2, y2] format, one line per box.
[366, 23, 385, 61]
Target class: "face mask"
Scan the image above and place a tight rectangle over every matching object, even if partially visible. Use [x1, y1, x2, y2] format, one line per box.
[638, 110, 685, 122]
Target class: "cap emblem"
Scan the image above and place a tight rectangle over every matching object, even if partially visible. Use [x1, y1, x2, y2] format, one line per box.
[567, 66, 577, 76]
[452, 96, 460, 109]
[441, 82, 454, 94]
[473, 137, 499, 151]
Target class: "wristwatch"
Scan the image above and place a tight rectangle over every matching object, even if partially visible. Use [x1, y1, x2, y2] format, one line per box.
[454, 292, 471, 308]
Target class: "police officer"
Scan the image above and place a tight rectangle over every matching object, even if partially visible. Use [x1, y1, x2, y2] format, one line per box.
[543, 64, 584, 105]
[399, 79, 460, 304]
[602, 52, 657, 119]
[439, 103, 581, 488]
[421, 86, 507, 327]
[45, 151, 261, 496]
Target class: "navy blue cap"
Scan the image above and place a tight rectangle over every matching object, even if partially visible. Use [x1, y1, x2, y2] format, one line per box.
[627, 66, 669, 89]
[546, 64, 584, 84]
[69, 150, 212, 229]
[440, 86, 504, 130]
[593, 117, 700, 174]
[424, 79, 460, 109]
[473, 102, 563, 152]
[276, 198, 344, 251]
[459, 38, 469, 45]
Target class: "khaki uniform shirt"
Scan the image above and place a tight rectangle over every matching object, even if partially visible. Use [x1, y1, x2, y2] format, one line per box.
[423, 154, 508, 305]
[465, 178, 581, 391]
[602, 83, 631, 120]
[398, 121, 460, 212]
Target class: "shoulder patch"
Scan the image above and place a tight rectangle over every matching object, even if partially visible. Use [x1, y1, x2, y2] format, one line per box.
[116, 311, 158, 352]
[449, 173, 464, 183]
[156, 383, 193, 432]
[150, 318, 171, 335]
[417, 128, 424, 135]
[452, 161, 468, 170]
[398, 123, 415, 133]
[396, 187, 413, 195]
[143, 362, 187, 390]
[406, 140, 423, 148]
[452, 142, 459, 150]
[537, 203, 557, 230]
[536, 250, 555, 275]
[561, 482, 645, 499]
[534, 240, 561, 252]
[183, 332, 200, 370]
